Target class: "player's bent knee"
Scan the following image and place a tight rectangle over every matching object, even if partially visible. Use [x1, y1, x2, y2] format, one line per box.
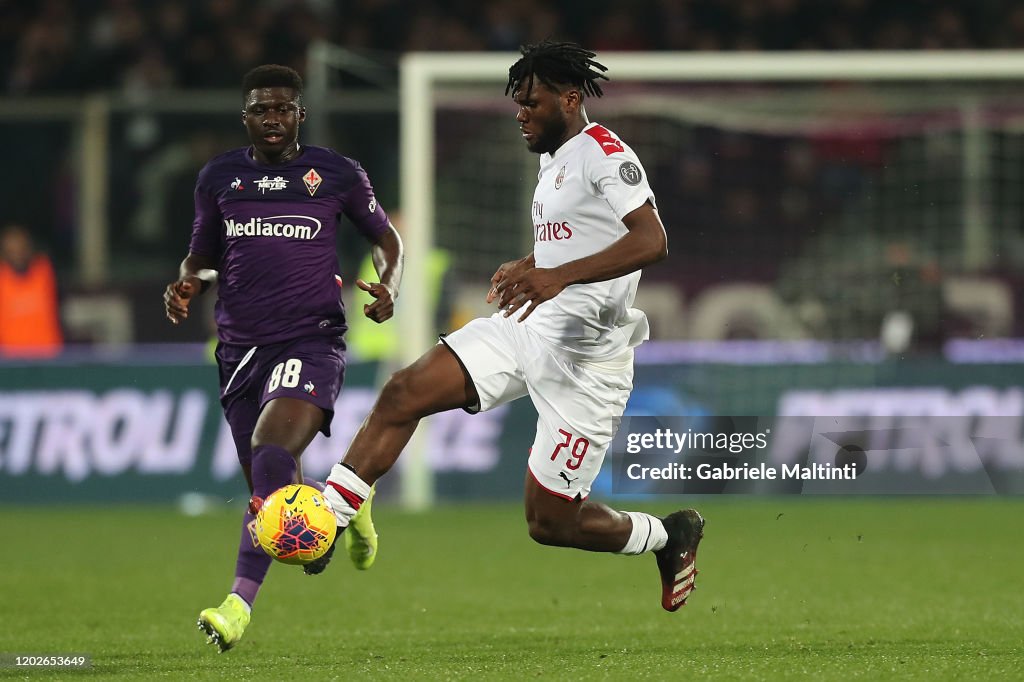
[378, 367, 430, 421]
[376, 372, 414, 420]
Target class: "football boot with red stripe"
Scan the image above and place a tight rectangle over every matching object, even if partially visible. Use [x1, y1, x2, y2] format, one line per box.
[654, 509, 704, 611]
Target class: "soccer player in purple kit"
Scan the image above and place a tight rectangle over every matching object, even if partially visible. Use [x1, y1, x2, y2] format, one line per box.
[162, 64, 402, 652]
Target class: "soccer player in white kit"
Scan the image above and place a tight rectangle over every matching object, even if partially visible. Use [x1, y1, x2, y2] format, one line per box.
[316, 41, 704, 611]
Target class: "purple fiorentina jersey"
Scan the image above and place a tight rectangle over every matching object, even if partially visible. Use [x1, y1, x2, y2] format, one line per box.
[189, 145, 389, 345]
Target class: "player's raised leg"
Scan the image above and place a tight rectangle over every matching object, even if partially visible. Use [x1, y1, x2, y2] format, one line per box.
[316, 314, 526, 576]
[318, 344, 478, 538]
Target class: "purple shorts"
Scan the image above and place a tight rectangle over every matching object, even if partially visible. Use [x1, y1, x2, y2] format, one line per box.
[216, 335, 346, 465]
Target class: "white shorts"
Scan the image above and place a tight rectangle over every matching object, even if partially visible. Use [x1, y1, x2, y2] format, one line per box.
[442, 313, 633, 500]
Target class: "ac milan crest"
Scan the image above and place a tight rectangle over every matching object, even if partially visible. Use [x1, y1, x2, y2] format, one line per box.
[554, 165, 566, 189]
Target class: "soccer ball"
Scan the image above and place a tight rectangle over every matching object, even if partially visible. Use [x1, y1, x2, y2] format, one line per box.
[252, 484, 337, 565]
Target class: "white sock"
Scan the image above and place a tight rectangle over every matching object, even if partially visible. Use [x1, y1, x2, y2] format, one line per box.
[617, 512, 668, 555]
[322, 463, 372, 528]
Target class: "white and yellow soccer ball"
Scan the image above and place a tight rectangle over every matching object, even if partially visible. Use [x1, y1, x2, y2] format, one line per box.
[253, 484, 337, 565]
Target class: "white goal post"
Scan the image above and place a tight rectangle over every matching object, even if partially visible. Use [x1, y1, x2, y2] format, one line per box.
[397, 50, 1024, 510]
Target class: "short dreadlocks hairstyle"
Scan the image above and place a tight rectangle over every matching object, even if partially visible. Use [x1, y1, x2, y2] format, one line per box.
[242, 65, 304, 102]
[506, 41, 608, 99]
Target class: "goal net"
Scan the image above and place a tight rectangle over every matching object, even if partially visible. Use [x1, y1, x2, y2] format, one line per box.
[394, 51, 1024, 506]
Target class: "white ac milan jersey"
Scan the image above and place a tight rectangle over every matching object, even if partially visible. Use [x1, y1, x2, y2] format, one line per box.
[524, 122, 656, 360]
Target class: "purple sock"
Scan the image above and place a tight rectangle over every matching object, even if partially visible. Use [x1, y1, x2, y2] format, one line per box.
[232, 509, 270, 607]
[230, 445, 297, 607]
[303, 476, 325, 492]
[251, 444, 298, 498]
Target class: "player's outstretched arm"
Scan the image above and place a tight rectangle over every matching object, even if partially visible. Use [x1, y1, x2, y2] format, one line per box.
[163, 252, 218, 325]
[494, 201, 667, 321]
[358, 222, 404, 323]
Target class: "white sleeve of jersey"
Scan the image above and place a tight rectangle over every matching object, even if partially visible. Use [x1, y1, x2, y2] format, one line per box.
[584, 140, 657, 221]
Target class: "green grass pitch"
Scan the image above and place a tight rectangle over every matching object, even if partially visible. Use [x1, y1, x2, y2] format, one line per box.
[1, 499, 1022, 680]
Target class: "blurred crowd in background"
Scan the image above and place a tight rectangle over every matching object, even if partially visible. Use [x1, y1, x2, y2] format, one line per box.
[3, 0, 1024, 355]
[4, 0, 1024, 94]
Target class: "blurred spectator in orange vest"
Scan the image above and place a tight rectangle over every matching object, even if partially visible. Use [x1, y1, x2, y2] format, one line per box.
[0, 223, 63, 358]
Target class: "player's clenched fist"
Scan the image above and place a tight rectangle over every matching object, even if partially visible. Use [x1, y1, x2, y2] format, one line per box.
[357, 278, 395, 323]
[163, 277, 199, 324]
